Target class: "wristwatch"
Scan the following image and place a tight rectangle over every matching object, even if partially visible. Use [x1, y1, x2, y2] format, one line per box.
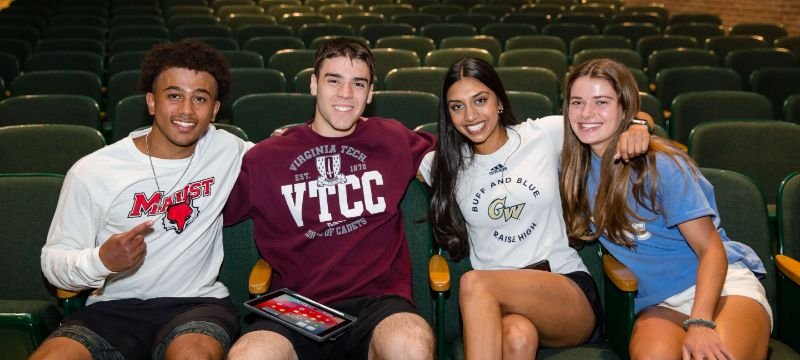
[630, 119, 654, 134]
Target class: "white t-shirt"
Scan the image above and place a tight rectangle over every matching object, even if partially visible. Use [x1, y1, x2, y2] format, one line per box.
[42, 126, 252, 304]
[420, 116, 587, 273]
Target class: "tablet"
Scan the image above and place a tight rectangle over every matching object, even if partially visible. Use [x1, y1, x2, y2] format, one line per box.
[244, 288, 357, 342]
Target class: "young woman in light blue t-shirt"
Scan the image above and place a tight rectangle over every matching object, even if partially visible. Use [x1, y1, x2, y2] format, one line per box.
[560, 59, 771, 359]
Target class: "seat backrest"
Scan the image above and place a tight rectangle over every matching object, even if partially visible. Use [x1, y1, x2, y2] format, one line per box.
[375, 35, 436, 61]
[495, 66, 559, 107]
[107, 51, 147, 78]
[498, 48, 568, 79]
[424, 48, 493, 67]
[506, 91, 554, 120]
[222, 68, 287, 121]
[234, 24, 294, 46]
[172, 24, 234, 41]
[108, 37, 169, 55]
[108, 25, 170, 43]
[689, 120, 800, 205]
[730, 22, 789, 46]
[750, 67, 800, 120]
[504, 35, 567, 54]
[573, 48, 642, 69]
[10, 70, 103, 105]
[439, 35, 503, 62]
[0, 124, 106, 174]
[0, 95, 100, 129]
[664, 22, 725, 45]
[35, 38, 105, 56]
[0, 38, 33, 64]
[220, 50, 265, 68]
[420, 23, 478, 46]
[778, 171, 800, 259]
[655, 66, 741, 114]
[699, 167, 775, 313]
[704, 35, 768, 62]
[639, 92, 665, 129]
[670, 90, 773, 145]
[370, 48, 420, 89]
[231, 93, 316, 141]
[0, 174, 64, 303]
[785, 94, 800, 124]
[636, 34, 697, 64]
[602, 23, 662, 49]
[480, 23, 538, 48]
[724, 48, 799, 90]
[647, 47, 718, 80]
[335, 12, 386, 33]
[24, 51, 104, 79]
[384, 66, 448, 96]
[444, 13, 496, 33]
[500, 14, 549, 34]
[242, 35, 305, 64]
[542, 22, 599, 46]
[266, 49, 315, 87]
[219, 219, 261, 328]
[570, 34, 632, 57]
[668, 12, 722, 25]
[297, 23, 354, 46]
[363, 90, 439, 129]
[0, 52, 20, 87]
[112, 94, 151, 143]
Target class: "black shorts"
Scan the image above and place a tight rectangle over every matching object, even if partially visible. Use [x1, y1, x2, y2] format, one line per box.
[563, 271, 604, 344]
[49, 297, 240, 360]
[247, 294, 419, 359]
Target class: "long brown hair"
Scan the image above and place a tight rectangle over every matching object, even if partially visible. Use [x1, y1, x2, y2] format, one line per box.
[560, 59, 695, 247]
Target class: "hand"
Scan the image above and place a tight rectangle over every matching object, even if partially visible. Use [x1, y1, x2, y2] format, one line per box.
[614, 115, 652, 162]
[99, 221, 153, 272]
[682, 325, 734, 360]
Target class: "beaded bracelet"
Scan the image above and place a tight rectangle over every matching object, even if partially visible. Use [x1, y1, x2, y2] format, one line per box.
[683, 318, 717, 331]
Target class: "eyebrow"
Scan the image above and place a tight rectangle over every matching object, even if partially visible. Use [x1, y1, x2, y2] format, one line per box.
[323, 72, 370, 84]
[164, 85, 212, 96]
[448, 90, 489, 104]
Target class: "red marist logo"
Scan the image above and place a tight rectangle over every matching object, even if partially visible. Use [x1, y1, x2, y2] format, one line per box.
[127, 178, 214, 234]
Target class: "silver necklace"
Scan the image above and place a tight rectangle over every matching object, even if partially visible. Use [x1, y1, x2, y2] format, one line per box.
[146, 132, 195, 197]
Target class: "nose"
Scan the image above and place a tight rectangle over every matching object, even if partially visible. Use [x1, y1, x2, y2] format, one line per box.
[465, 105, 478, 121]
[179, 98, 194, 115]
[338, 83, 354, 99]
[581, 103, 594, 119]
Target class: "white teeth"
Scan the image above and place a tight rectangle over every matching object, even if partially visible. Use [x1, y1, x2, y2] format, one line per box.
[173, 120, 195, 127]
[333, 105, 352, 112]
[581, 123, 601, 129]
[467, 122, 485, 132]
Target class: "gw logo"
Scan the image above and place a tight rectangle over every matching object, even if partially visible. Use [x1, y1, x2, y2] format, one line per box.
[488, 197, 525, 222]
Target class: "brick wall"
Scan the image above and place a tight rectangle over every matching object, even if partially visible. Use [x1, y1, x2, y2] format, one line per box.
[624, 0, 799, 40]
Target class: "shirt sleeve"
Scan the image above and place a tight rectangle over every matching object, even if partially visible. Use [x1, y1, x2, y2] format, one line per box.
[41, 170, 112, 291]
[418, 151, 435, 186]
[407, 126, 436, 174]
[223, 153, 253, 226]
[530, 115, 565, 159]
[657, 155, 716, 227]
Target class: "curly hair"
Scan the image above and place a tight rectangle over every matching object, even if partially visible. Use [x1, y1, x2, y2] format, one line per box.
[138, 39, 231, 102]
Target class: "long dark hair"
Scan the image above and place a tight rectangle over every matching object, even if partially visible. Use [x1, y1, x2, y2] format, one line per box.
[429, 57, 519, 261]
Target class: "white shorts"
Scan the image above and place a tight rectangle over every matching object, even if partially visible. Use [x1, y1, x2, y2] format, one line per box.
[657, 262, 773, 330]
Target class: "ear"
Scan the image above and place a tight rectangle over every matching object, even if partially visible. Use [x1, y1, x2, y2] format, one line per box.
[366, 82, 374, 104]
[310, 73, 318, 96]
[145, 92, 156, 116]
[212, 100, 220, 122]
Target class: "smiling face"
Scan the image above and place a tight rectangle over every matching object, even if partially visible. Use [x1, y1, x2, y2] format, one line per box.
[145, 67, 219, 159]
[567, 76, 624, 156]
[446, 77, 507, 155]
[309, 56, 373, 137]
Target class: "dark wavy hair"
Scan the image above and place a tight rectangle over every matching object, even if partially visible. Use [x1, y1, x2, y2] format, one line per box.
[429, 57, 519, 261]
[138, 39, 231, 102]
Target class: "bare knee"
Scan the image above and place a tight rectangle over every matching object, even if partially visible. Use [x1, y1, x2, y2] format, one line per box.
[459, 270, 491, 301]
[228, 331, 297, 360]
[30, 337, 92, 360]
[502, 315, 538, 358]
[165, 333, 223, 360]
[369, 313, 434, 360]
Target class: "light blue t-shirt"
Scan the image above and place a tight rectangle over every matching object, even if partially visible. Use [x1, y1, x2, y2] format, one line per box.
[587, 153, 765, 314]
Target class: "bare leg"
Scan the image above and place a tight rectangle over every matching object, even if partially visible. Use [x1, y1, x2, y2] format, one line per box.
[459, 270, 596, 360]
[164, 333, 223, 360]
[502, 314, 538, 360]
[630, 295, 770, 360]
[368, 312, 434, 360]
[29, 337, 92, 360]
[227, 331, 298, 360]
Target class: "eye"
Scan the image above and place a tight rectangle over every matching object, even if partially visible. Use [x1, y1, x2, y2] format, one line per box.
[193, 96, 208, 103]
[327, 78, 340, 85]
[475, 97, 487, 105]
[449, 103, 463, 111]
[167, 93, 181, 100]
[596, 99, 609, 105]
[354, 81, 367, 88]
[569, 100, 583, 106]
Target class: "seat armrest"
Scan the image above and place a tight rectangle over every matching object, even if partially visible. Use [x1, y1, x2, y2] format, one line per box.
[56, 289, 80, 299]
[429, 254, 450, 292]
[603, 254, 638, 292]
[249, 258, 272, 296]
[776, 254, 800, 285]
